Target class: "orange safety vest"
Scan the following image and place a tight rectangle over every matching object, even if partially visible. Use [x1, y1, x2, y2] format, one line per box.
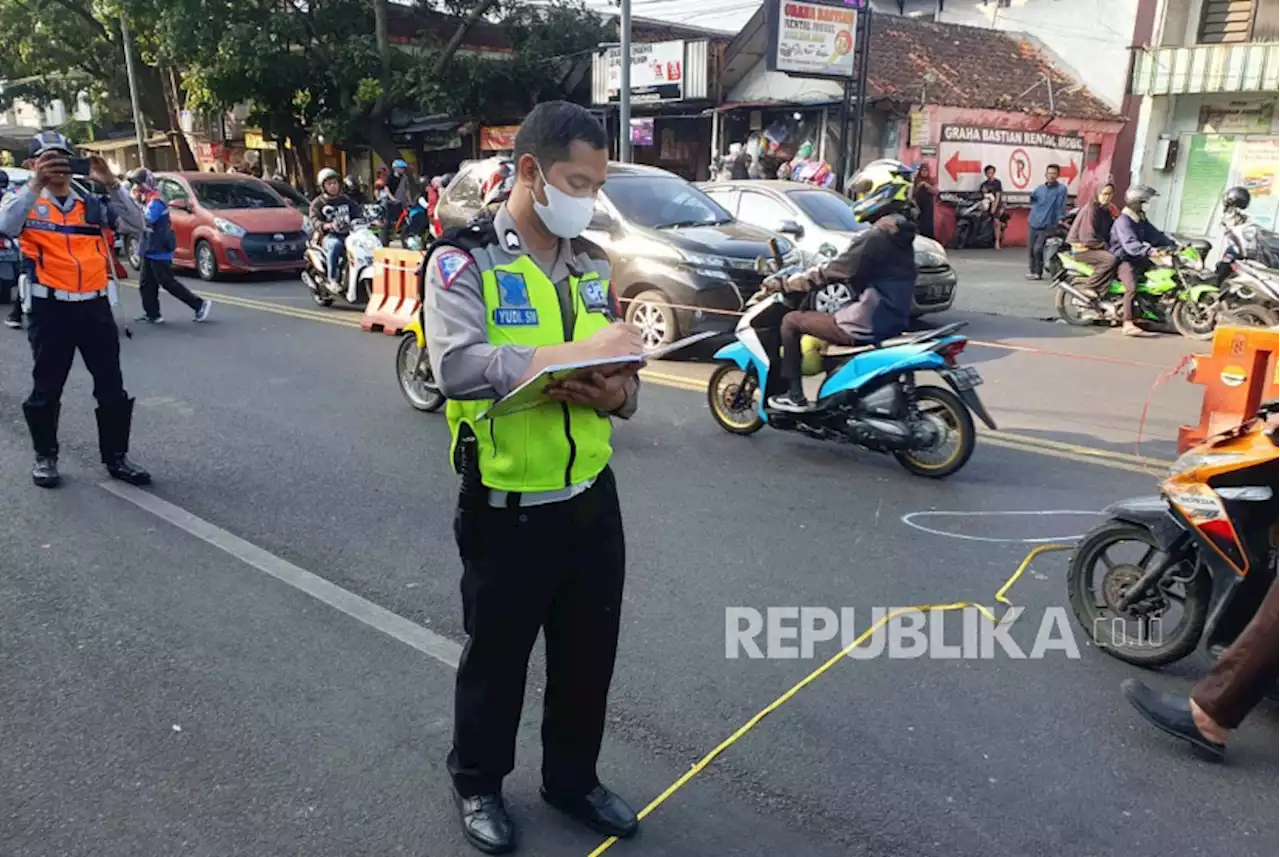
[20, 194, 113, 294]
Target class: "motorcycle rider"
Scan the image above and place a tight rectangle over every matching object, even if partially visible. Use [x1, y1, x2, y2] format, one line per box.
[765, 159, 918, 413]
[1109, 185, 1174, 337]
[309, 168, 362, 286]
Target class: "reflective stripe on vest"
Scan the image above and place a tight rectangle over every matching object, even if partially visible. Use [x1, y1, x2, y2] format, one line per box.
[446, 253, 614, 492]
[20, 197, 111, 294]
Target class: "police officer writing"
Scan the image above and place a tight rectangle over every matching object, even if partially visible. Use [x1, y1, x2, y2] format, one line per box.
[0, 131, 150, 488]
[423, 101, 643, 854]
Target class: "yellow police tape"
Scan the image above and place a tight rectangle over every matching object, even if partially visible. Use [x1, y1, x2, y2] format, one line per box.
[585, 542, 1074, 856]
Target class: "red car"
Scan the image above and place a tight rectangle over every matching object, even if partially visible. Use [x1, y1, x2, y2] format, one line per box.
[152, 172, 307, 280]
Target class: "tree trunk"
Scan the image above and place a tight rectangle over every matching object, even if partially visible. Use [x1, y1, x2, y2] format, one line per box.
[136, 65, 198, 170]
[365, 118, 402, 171]
[288, 129, 315, 192]
[430, 0, 500, 77]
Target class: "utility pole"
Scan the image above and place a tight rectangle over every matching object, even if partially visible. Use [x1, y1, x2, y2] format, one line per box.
[120, 14, 148, 169]
[618, 0, 632, 163]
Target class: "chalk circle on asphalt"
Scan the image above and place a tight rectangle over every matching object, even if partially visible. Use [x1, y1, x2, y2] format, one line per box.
[900, 510, 1106, 544]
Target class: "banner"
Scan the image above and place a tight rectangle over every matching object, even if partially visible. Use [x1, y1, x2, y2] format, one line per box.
[606, 41, 684, 104]
[1176, 135, 1236, 236]
[480, 125, 519, 151]
[936, 124, 1085, 194]
[769, 0, 857, 78]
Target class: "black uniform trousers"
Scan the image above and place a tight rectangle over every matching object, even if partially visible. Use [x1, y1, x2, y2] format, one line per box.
[140, 257, 202, 318]
[447, 466, 626, 799]
[23, 294, 132, 461]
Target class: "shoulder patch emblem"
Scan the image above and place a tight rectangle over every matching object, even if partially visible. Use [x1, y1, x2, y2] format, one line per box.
[436, 249, 473, 289]
[35, 203, 50, 218]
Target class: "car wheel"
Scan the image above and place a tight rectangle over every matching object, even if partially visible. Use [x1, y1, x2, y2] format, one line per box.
[625, 289, 678, 351]
[814, 282, 852, 314]
[196, 241, 220, 281]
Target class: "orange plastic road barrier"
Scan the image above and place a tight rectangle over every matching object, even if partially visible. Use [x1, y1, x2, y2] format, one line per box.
[1178, 325, 1279, 452]
[361, 248, 425, 335]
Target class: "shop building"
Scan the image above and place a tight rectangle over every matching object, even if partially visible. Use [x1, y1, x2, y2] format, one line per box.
[590, 18, 735, 181]
[1127, 0, 1279, 245]
[718, 8, 1123, 245]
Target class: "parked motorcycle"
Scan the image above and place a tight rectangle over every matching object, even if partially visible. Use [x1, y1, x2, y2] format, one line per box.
[706, 240, 995, 479]
[948, 195, 1001, 250]
[1067, 401, 1279, 666]
[302, 204, 383, 307]
[396, 267, 445, 413]
[1040, 208, 1079, 281]
[1217, 260, 1280, 328]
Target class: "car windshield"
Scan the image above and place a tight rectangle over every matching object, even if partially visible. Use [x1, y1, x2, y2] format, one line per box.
[192, 180, 285, 210]
[788, 189, 864, 232]
[605, 175, 732, 229]
[269, 181, 308, 209]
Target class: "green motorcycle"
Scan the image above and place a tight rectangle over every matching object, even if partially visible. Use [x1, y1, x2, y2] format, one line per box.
[1050, 240, 1219, 337]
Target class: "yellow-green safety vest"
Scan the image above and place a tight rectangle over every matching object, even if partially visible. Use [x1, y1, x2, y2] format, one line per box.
[447, 254, 615, 492]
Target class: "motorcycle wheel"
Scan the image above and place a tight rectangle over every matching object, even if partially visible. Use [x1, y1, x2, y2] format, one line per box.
[1171, 294, 1218, 340]
[949, 222, 970, 250]
[1066, 520, 1210, 666]
[302, 271, 335, 307]
[707, 364, 765, 435]
[894, 385, 975, 478]
[1220, 303, 1278, 329]
[397, 333, 445, 412]
[1054, 287, 1097, 326]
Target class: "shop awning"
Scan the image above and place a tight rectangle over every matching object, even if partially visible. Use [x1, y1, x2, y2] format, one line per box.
[390, 113, 457, 135]
[713, 99, 842, 112]
[79, 133, 169, 153]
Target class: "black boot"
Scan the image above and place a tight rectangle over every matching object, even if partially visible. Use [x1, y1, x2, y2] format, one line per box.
[96, 398, 151, 486]
[23, 403, 61, 488]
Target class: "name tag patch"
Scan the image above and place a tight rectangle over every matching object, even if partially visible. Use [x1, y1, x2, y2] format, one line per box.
[494, 270, 537, 326]
[493, 307, 539, 326]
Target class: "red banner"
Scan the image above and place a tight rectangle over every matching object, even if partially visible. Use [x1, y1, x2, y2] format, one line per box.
[480, 125, 519, 152]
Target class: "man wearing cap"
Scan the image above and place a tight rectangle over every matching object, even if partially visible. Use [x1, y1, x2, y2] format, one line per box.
[0, 131, 151, 488]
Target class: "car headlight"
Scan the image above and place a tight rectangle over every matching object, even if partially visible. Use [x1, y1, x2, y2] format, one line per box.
[1168, 451, 1242, 478]
[682, 251, 725, 268]
[214, 217, 246, 238]
[917, 252, 948, 267]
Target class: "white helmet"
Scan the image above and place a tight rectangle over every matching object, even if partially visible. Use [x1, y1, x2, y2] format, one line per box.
[1124, 185, 1158, 207]
[317, 168, 340, 188]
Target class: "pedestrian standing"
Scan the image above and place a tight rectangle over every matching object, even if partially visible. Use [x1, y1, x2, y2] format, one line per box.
[1026, 163, 1068, 280]
[979, 165, 1006, 249]
[0, 131, 151, 488]
[423, 100, 643, 855]
[128, 168, 212, 324]
[913, 163, 938, 240]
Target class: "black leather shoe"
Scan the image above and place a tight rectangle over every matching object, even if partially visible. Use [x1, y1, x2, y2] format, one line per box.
[1122, 679, 1225, 758]
[541, 783, 638, 839]
[32, 455, 60, 488]
[454, 792, 515, 854]
[106, 454, 151, 486]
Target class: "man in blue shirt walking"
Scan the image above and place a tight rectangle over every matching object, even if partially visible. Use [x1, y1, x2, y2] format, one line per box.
[127, 169, 211, 324]
[1026, 163, 1068, 280]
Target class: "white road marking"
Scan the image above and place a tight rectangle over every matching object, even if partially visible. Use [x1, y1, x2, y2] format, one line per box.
[100, 481, 463, 669]
[900, 509, 1105, 544]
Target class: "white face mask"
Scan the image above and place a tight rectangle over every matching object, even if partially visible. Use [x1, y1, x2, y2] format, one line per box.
[533, 161, 595, 239]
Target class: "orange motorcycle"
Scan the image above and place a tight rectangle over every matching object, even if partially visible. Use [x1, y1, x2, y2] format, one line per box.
[1068, 401, 1278, 666]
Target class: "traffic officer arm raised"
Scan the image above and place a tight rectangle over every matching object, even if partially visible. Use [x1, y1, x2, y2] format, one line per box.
[0, 153, 144, 237]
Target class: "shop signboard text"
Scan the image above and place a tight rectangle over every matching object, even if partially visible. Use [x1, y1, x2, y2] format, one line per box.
[606, 40, 684, 104]
[768, 0, 857, 79]
[937, 124, 1085, 194]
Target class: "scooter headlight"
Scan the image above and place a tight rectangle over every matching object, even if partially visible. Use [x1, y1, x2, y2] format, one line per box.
[1168, 450, 1242, 478]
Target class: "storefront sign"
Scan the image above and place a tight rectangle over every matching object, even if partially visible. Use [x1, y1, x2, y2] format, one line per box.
[1199, 101, 1276, 135]
[1176, 135, 1236, 236]
[937, 124, 1085, 194]
[1238, 138, 1278, 199]
[768, 0, 857, 79]
[244, 131, 275, 151]
[480, 125, 519, 151]
[630, 119, 654, 147]
[606, 40, 684, 104]
[908, 110, 931, 148]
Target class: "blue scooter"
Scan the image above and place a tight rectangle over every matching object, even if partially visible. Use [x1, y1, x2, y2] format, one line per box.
[707, 241, 996, 478]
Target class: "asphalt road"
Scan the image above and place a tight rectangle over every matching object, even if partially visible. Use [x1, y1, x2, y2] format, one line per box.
[0, 269, 1274, 857]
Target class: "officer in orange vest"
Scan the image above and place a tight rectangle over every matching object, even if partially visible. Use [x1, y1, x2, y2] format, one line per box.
[0, 131, 150, 488]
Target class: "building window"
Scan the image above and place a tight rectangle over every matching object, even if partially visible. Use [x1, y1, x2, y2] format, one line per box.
[1198, 0, 1280, 44]
[1085, 143, 1102, 165]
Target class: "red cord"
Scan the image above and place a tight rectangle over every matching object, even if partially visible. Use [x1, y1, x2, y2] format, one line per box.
[1135, 353, 1197, 470]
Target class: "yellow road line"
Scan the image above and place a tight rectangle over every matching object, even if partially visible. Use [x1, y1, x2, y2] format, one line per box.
[585, 544, 1075, 856]
[166, 287, 1170, 474]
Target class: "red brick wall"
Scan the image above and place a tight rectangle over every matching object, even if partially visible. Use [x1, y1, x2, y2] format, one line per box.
[897, 105, 1125, 247]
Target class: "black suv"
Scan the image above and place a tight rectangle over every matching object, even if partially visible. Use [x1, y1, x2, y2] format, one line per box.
[435, 160, 797, 349]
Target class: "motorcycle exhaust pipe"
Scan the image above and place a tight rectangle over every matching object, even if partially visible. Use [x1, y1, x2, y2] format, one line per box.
[1054, 279, 1094, 303]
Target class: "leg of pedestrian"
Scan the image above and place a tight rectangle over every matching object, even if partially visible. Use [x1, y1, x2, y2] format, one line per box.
[538, 470, 637, 840]
[137, 257, 164, 323]
[22, 299, 75, 487]
[77, 298, 151, 485]
[157, 259, 212, 321]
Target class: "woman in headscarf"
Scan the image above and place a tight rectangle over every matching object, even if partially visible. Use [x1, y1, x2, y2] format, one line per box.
[1065, 182, 1118, 294]
[912, 163, 938, 240]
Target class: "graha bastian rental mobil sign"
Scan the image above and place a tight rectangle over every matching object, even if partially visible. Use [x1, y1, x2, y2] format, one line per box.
[938, 124, 1086, 195]
[768, 0, 857, 79]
